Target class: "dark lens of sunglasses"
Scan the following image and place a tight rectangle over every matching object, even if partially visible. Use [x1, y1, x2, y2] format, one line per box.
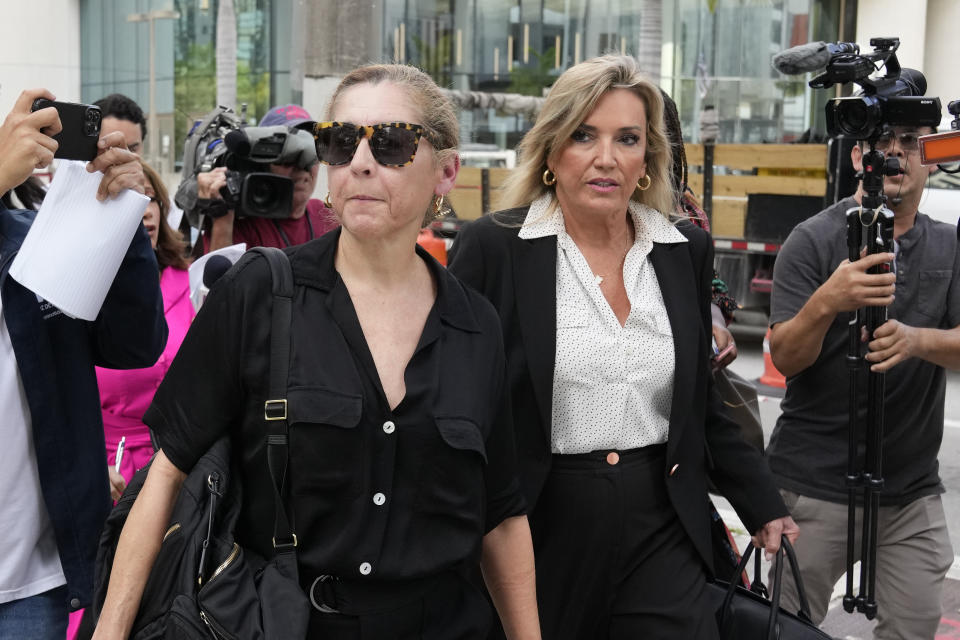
[317, 125, 358, 165]
[370, 126, 420, 166]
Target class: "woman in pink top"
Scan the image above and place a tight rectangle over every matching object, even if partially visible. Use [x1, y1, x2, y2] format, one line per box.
[98, 160, 194, 498]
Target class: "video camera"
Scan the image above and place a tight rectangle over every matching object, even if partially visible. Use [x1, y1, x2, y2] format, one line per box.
[176, 106, 317, 228]
[811, 38, 940, 140]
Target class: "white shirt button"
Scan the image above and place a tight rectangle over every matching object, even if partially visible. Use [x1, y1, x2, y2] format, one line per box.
[382, 421, 396, 434]
[359, 562, 372, 575]
[372, 492, 386, 506]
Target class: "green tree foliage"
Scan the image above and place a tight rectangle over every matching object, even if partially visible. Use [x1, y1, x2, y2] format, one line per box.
[507, 46, 557, 97]
[174, 42, 270, 158]
[174, 42, 215, 154]
[412, 32, 452, 88]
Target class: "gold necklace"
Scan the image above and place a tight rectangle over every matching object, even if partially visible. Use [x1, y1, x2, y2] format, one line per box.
[592, 232, 633, 286]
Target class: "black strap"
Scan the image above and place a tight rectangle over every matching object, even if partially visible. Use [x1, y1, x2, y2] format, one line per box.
[250, 246, 298, 555]
[272, 214, 315, 249]
[718, 536, 812, 640]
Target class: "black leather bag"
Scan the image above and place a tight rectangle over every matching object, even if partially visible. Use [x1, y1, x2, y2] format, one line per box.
[93, 247, 309, 639]
[708, 536, 833, 640]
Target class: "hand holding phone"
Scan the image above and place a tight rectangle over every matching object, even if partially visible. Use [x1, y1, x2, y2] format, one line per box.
[0, 89, 61, 194]
[711, 336, 736, 372]
[713, 343, 736, 370]
[30, 98, 101, 162]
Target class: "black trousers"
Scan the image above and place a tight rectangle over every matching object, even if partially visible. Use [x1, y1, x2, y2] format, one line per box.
[529, 445, 720, 640]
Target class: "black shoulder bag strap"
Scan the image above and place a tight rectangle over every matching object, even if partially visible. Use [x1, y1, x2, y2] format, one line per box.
[250, 246, 298, 557]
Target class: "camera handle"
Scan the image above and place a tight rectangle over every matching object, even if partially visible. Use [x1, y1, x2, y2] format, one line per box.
[842, 151, 895, 619]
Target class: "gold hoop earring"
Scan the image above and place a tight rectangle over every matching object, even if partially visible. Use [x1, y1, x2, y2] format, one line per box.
[637, 174, 651, 191]
[542, 168, 557, 186]
[434, 194, 445, 218]
[324, 192, 333, 208]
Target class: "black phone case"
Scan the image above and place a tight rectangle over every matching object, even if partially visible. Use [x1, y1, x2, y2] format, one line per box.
[31, 99, 101, 162]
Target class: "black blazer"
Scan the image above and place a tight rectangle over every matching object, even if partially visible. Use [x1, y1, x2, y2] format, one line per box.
[448, 207, 788, 571]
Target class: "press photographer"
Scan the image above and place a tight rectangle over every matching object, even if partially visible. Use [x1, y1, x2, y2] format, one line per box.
[176, 104, 337, 253]
[767, 37, 960, 639]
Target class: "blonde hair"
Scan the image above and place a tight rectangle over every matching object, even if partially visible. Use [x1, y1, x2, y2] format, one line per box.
[325, 64, 459, 225]
[499, 55, 675, 218]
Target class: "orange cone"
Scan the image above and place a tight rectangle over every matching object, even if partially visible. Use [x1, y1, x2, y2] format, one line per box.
[758, 328, 786, 390]
[417, 229, 447, 265]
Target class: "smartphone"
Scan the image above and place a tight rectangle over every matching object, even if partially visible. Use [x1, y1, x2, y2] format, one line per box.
[30, 98, 102, 162]
[711, 336, 735, 372]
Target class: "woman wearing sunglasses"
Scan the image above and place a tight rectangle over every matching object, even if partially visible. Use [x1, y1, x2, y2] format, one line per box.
[448, 55, 796, 639]
[93, 65, 540, 640]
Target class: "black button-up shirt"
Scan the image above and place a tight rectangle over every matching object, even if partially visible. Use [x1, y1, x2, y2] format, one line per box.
[146, 229, 524, 584]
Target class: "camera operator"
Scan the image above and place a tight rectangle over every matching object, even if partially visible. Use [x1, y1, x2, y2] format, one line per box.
[767, 112, 960, 636]
[0, 88, 166, 638]
[193, 104, 337, 252]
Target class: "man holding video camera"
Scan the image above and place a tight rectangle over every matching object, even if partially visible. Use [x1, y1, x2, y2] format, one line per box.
[0, 88, 166, 638]
[767, 85, 960, 635]
[188, 104, 337, 252]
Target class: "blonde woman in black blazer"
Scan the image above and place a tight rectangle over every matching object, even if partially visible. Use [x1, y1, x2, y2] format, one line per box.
[449, 55, 797, 640]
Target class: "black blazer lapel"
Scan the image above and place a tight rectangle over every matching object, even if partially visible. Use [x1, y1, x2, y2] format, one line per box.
[650, 241, 700, 456]
[513, 235, 557, 442]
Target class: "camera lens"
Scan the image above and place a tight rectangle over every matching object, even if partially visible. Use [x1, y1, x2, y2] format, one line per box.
[86, 109, 101, 122]
[840, 102, 869, 134]
[834, 96, 881, 138]
[249, 179, 277, 212]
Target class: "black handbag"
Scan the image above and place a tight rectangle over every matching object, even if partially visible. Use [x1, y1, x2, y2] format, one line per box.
[94, 246, 309, 639]
[708, 536, 833, 640]
[714, 368, 764, 452]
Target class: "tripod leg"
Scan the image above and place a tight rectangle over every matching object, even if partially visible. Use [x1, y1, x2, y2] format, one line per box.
[844, 208, 863, 614]
[863, 210, 893, 620]
[861, 330, 884, 620]
[844, 340, 860, 614]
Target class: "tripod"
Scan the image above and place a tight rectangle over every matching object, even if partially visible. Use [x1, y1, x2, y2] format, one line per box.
[842, 144, 898, 620]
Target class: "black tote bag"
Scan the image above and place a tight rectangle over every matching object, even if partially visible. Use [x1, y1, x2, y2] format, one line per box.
[93, 247, 309, 639]
[708, 536, 833, 640]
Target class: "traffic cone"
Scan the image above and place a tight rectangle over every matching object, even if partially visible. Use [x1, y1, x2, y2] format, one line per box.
[757, 328, 786, 396]
[417, 229, 447, 265]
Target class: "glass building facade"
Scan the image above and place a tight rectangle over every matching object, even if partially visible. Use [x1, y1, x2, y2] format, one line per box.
[80, 0, 295, 170]
[80, 0, 843, 168]
[381, 0, 843, 147]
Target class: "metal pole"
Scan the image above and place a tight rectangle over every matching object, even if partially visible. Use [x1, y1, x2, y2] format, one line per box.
[148, 16, 158, 170]
[127, 10, 178, 171]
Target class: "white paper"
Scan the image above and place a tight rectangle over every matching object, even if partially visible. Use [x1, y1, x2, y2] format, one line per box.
[9, 161, 149, 321]
[188, 243, 247, 312]
[167, 203, 185, 231]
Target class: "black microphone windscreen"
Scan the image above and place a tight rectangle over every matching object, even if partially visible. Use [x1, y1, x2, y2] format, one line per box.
[203, 255, 234, 288]
[224, 129, 251, 157]
[772, 41, 832, 75]
[898, 68, 927, 97]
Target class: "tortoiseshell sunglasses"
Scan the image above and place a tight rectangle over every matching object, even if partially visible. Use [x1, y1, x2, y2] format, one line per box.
[313, 121, 441, 167]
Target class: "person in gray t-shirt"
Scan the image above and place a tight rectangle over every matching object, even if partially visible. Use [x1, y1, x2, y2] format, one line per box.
[767, 125, 960, 639]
